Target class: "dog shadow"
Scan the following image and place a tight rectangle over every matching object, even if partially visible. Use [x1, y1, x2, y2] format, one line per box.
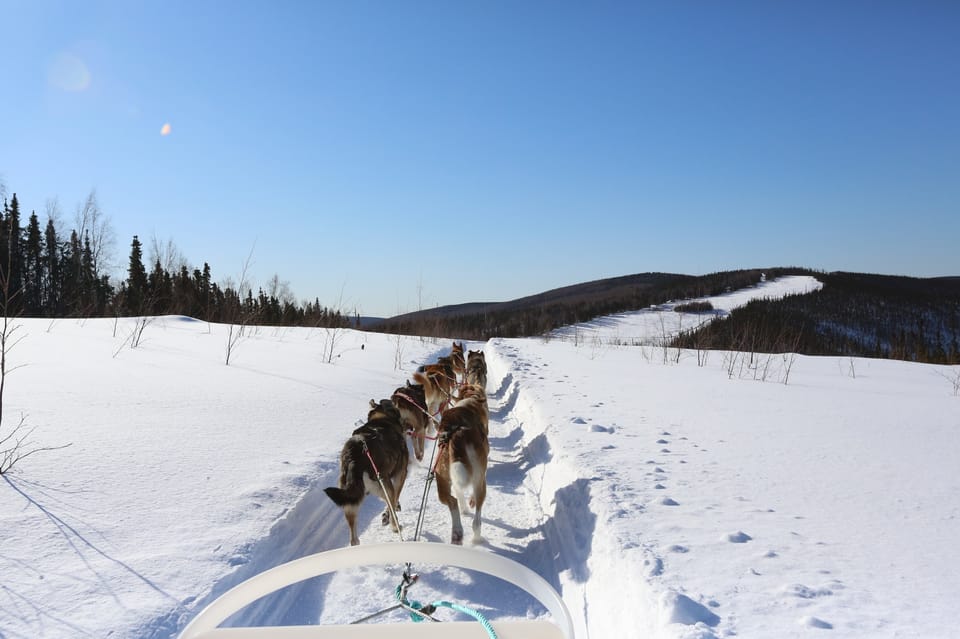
[491, 478, 597, 592]
[489, 372, 513, 402]
[489, 425, 523, 450]
[489, 382, 520, 421]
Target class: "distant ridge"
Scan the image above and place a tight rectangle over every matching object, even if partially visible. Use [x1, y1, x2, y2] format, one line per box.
[369, 268, 800, 339]
[371, 272, 686, 327]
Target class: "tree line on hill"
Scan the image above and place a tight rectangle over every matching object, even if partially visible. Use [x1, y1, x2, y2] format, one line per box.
[0, 192, 351, 328]
[671, 271, 960, 365]
[374, 264, 960, 365]
[372, 268, 805, 339]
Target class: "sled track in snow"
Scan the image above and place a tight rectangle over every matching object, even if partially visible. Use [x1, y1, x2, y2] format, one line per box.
[153, 342, 599, 637]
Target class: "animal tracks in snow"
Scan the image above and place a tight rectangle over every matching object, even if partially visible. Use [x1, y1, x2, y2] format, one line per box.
[726, 531, 753, 543]
[479, 339, 875, 639]
[569, 414, 616, 434]
[781, 582, 839, 599]
[800, 615, 834, 629]
[659, 591, 721, 628]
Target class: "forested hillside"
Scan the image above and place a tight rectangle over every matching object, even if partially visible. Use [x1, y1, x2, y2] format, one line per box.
[672, 272, 960, 364]
[370, 268, 805, 339]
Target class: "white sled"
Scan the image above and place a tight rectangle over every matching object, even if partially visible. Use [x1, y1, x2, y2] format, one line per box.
[178, 541, 575, 639]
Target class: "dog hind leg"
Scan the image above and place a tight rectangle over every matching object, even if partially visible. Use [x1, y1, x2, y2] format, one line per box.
[471, 471, 486, 544]
[450, 461, 472, 515]
[435, 470, 464, 544]
[343, 503, 360, 546]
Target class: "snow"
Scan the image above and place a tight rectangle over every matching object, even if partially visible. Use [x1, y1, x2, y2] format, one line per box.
[2, 276, 958, 638]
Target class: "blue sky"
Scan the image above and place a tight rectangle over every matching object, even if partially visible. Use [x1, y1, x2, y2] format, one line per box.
[1, 1, 957, 317]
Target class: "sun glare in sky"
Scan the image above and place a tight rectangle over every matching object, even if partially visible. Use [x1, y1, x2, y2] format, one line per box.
[48, 53, 91, 92]
[160, 123, 171, 136]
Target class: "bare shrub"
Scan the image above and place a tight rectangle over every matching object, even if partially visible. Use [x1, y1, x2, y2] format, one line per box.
[321, 284, 352, 364]
[0, 246, 69, 474]
[937, 367, 960, 396]
[393, 333, 406, 370]
[225, 247, 256, 366]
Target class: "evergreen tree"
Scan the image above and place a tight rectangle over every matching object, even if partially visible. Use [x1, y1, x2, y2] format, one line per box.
[43, 218, 62, 315]
[197, 262, 212, 320]
[126, 235, 148, 314]
[0, 198, 7, 299]
[174, 265, 195, 317]
[81, 233, 97, 313]
[5, 195, 23, 314]
[61, 231, 82, 315]
[24, 212, 44, 314]
[147, 258, 171, 314]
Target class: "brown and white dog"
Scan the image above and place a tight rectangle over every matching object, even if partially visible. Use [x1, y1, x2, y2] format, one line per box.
[391, 381, 432, 462]
[412, 360, 456, 416]
[434, 383, 489, 544]
[324, 399, 409, 546]
[450, 341, 466, 381]
[466, 349, 487, 390]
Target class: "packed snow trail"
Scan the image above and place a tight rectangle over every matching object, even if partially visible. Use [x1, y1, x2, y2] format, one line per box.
[315, 344, 592, 635]
[144, 343, 597, 637]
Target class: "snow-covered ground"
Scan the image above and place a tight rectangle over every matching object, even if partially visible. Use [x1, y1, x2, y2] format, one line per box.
[2, 276, 958, 638]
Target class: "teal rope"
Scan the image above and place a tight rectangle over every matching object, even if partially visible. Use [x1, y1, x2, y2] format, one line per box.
[395, 584, 498, 638]
[432, 600, 498, 638]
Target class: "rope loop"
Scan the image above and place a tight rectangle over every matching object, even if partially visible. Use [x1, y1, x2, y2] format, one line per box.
[394, 572, 499, 638]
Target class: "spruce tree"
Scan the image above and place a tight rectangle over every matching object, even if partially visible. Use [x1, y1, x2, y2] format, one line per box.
[61, 231, 82, 315]
[24, 212, 43, 314]
[5, 195, 22, 314]
[81, 233, 96, 313]
[126, 235, 148, 314]
[0, 198, 9, 304]
[43, 218, 62, 315]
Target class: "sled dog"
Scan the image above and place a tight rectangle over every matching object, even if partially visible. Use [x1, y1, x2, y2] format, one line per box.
[450, 341, 466, 381]
[391, 381, 432, 462]
[434, 383, 489, 544]
[466, 349, 487, 390]
[324, 399, 409, 546]
[412, 360, 456, 415]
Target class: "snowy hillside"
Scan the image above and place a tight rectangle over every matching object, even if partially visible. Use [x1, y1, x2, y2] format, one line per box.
[550, 274, 824, 345]
[1, 276, 958, 638]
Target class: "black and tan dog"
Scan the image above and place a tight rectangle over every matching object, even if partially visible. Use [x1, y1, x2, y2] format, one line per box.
[391, 381, 432, 462]
[466, 349, 487, 390]
[434, 383, 489, 544]
[324, 399, 409, 546]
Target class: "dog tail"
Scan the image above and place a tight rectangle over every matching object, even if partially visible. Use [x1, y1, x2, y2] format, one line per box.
[324, 486, 359, 507]
[324, 460, 365, 507]
[412, 371, 429, 387]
